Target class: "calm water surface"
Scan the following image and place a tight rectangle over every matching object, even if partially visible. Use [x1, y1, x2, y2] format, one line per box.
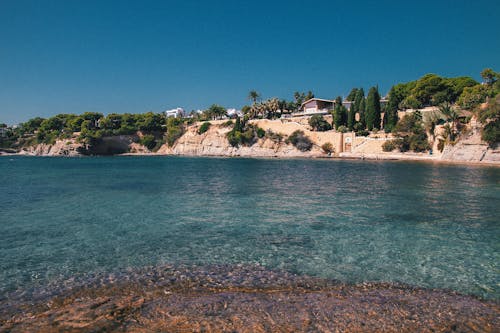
[0, 156, 499, 299]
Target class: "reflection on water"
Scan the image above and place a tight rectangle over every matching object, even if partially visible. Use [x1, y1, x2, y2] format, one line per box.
[0, 156, 499, 299]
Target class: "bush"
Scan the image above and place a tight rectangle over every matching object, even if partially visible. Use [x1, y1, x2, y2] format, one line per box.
[337, 125, 348, 133]
[256, 127, 266, 138]
[321, 142, 334, 154]
[309, 115, 332, 131]
[265, 129, 283, 143]
[382, 140, 396, 152]
[286, 130, 313, 151]
[198, 122, 211, 134]
[222, 120, 234, 127]
[482, 120, 499, 146]
[165, 118, 185, 146]
[356, 130, 369, 136]
[140, 134, 156, 150]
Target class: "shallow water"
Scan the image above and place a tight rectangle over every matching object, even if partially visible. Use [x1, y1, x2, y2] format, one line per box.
[0, 156, 499, 299]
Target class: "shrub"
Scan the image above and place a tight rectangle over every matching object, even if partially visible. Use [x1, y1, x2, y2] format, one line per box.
[198, 122, 211, 134]
[140, 134, 156, 150]
[222, 120, 234, 127]
[482, 121, 499, 146]
[321, 142, 334, 154]
[256, 127, 266, 138]
[382, 140, 396, 152]
[337, 125, 348, 133]
[265, 129, 283, 143]
[165, 118, 185, 146]
[286, 130, 313, 151]
[356, 130, 369, 136]
[309, 115, 332, 131]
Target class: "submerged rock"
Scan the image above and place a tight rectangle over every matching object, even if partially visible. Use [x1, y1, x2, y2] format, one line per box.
[1, 264, 498, 332]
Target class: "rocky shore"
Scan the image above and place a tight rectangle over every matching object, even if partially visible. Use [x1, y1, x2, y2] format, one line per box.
[3, 119, 499, 166]
[1, 265, 498, 332]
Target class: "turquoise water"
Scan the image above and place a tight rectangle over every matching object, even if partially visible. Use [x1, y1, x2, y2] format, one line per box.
[0, 156, 499, 299]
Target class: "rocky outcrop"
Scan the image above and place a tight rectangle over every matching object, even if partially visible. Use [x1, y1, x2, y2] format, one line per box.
[19, 138, 82, 156]
[158, 123, 323, 158]
[441, 127, 500, 164]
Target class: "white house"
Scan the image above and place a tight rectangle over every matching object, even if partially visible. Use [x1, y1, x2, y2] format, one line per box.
[165, 107, 185, 118]
[226, 108, 243, 118]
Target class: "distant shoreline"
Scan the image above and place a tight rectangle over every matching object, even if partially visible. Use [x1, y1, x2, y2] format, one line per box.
[3, 150, 500, 167]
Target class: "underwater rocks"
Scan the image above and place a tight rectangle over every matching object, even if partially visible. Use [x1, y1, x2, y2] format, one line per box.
[1, 264, 498, 332]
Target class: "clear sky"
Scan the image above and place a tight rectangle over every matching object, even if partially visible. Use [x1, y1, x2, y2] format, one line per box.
[1, 0, 499, 124]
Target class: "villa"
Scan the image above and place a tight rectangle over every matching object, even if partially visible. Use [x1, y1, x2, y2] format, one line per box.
[165, 107, 185, 118]
[297, 97, 389, 116]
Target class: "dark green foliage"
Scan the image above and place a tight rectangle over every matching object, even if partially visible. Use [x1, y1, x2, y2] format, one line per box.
[226, 118, 257, 147]
[165, 117, 184, 146]
[365, 87, 381, 130]
[477, 94, 500, 146]
[140, 134, 156, 150]
[309, 115, 332, 131]
[385, 85, 401, 131]
[382, 140, 396, 152]
[286, 130, 313, 151]
[333, 96, 347, 129]
[198, 122, 211, 134]
[391, 112, 431, 152]
[347, 107, 355, 131]
[482, 121, 499, 146]
[204, 104, 227, 120]
[346, 88, 359, 101]
[256, 127, 266, 138]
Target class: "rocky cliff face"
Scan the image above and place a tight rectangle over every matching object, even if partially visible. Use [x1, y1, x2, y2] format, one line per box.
[441, 127, 500, 163]
[157, 123, 323, 158]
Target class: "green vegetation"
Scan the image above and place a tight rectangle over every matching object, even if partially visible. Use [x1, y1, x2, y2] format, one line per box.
[386, 111, 431, 152]
[477, 94, 500, 146]
[286, 130, 313, 151]
[165, 117, 185, 146]
[365, 86, 381, 130]
[321, 142, 334, 154]
[198, 122, 211, 134]
[308, 115, 332, 131]
[226, 117, 258, 147]
[140, 134, 156, 150]
[333, 96, 348, 129]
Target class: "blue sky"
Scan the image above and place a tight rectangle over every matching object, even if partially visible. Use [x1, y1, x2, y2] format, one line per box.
[1, 0, 499, 124]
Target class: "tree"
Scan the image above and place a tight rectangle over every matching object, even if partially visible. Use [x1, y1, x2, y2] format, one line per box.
[347, 103, 355, 131]
[346, 88, 359, 101]
[309, 115, 332, 131]
[365, 86, 381, 130]
[385, 85, 402, 131]
[205, 104, 227, 120]
[481, 68, 498, 86]
[353, 88, 365, 127]
[248, 90, 261, 104]
[333, 96, 347, 129]
[439, 103, 460, 141]
[477, 94, 500, 146]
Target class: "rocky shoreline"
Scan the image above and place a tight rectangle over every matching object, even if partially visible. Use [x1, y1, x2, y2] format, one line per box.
[2, 119, 499, 166]
[1, 264, 498, 332]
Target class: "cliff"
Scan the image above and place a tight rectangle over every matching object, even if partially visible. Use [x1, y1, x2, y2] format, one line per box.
[7, 118, 499, 165]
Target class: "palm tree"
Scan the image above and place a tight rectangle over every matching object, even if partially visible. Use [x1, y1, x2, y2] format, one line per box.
[248, 91, 261, 104]
[439, 102, 460, 141]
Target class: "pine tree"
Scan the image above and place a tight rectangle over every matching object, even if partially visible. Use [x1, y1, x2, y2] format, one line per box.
[365, 86, 381, 130]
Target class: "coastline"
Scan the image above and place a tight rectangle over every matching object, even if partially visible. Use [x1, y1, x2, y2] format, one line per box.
[4, 150, 500, 167]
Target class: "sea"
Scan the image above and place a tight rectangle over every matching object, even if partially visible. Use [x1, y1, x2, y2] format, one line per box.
[0, 156, 499, 300]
